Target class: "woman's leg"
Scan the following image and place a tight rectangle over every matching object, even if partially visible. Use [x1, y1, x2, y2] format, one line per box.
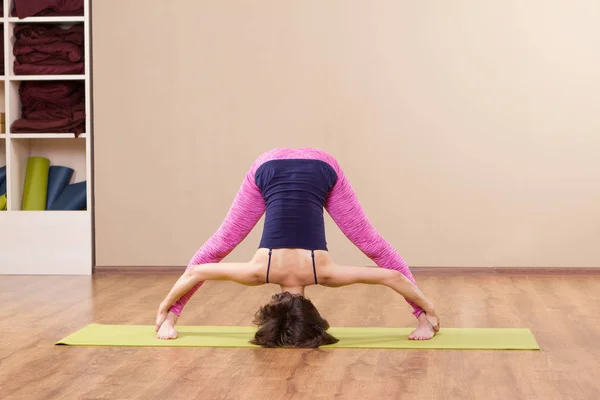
[321, 154, 424, 318]
[164, 148, 313, 321]
[167, 162, 267, 317]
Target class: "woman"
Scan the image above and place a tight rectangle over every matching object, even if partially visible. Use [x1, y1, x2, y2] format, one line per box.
[156, 148, 440, 347]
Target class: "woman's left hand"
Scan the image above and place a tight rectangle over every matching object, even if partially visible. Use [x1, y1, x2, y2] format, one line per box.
[155, 302, 169, 332]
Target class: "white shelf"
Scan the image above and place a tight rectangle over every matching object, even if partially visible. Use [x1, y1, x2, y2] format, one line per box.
[8, 75, 85, 81]
[10, 133, 87, 139]
[7, 16, 84, 23]
[0, 211, 91, 275]
[0, 1, 93, 275]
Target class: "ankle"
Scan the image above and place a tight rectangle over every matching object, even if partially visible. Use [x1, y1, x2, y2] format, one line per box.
[166, 311, 179, 324]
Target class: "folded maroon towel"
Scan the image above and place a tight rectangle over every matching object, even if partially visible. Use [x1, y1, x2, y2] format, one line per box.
[12, 0, 83, 18]
[11, 81, 86, 134]
[14, 24, 84, 75]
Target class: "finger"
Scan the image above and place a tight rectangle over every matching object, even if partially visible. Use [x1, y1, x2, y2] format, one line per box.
[156, 315, 166, 331]
[156, 311, 167, 325]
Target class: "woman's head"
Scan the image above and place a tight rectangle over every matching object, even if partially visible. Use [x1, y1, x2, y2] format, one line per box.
[250, 292, 339, 348]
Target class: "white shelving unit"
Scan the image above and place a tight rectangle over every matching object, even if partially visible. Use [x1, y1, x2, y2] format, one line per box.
[0, 0, 92, 275]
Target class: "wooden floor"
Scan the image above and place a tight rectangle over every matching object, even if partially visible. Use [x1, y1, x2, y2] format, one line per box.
[1, 273, 599, 400]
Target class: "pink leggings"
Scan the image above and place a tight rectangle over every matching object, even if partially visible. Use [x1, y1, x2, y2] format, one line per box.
[169, 148, 424, 318]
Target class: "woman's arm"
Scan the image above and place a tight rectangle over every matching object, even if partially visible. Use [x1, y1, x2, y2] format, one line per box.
[156, 262, 263, 330]
[163, 263, 263, 309]
[319, 265, 438, 323]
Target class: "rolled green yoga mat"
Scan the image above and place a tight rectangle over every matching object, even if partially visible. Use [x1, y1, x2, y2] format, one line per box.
[21, 156, 50, 210]
[46, 165, 74, 209]
[56, 324, 541, 350]
[0, 193, 6, 211]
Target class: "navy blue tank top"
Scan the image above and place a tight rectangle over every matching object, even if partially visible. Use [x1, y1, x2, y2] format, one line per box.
[254, 159, 338, 251]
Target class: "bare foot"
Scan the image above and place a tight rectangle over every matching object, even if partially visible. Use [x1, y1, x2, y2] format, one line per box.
[157, 311, 179, 340]
[409, 312, 438, 340]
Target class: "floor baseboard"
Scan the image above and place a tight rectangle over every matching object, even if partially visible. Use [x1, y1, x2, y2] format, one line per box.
[94, 266, 186, 274]
[94, 265, 600, 275]
[411, 267, 600, 275]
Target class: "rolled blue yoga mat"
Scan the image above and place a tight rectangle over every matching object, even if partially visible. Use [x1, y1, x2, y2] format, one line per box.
[46, 166, 74, 209]
[0, 169, 6, 196]
[0, 165, 6, 197]
[48, 181, 86, 210]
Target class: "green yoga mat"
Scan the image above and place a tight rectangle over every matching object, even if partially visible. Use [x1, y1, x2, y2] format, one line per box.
[0, 193, 6, 211]
[21, 156, 50, 210]
[56, 324, 540, 350]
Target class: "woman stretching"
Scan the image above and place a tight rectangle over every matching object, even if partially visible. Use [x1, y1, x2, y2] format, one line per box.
[156, 148, 440, 347]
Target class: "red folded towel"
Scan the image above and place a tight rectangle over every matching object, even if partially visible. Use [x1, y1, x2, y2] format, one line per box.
[11, 81, 86, 134]
[12, 0, 83, 18]
[0, 25, 4, 75]
[14, 24, 84, 75]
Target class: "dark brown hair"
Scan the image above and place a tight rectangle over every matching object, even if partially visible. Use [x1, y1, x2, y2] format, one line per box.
[250, 292, 339, 348]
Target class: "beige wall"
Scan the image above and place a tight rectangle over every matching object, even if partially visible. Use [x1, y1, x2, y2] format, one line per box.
[92, 1, 600, 268]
